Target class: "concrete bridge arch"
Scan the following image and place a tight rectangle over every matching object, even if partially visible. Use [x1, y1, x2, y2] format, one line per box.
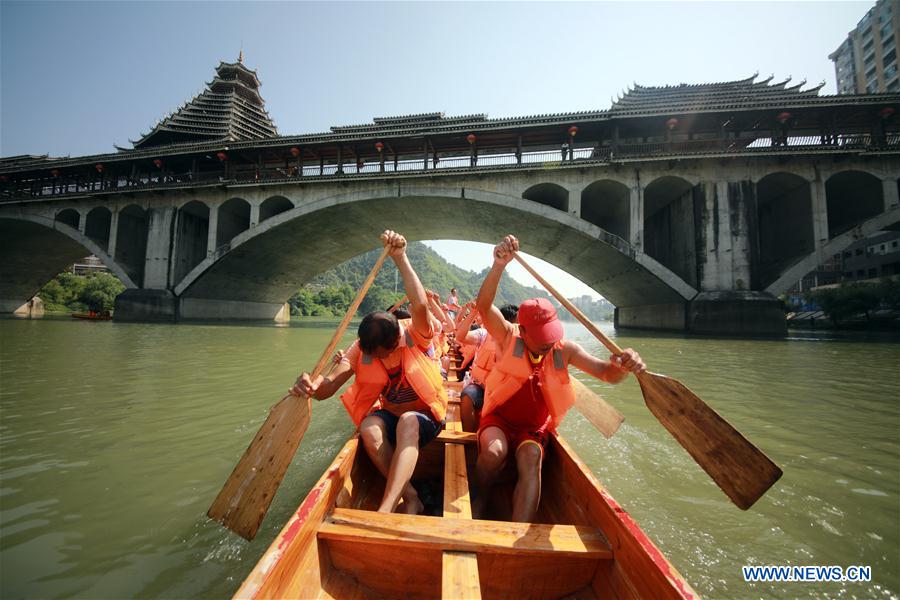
[0, 213, 138, 312]
[171, 186, 698, 320]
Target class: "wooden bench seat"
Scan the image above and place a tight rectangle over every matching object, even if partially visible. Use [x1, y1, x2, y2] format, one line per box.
[436, 429, 477, 445]
[319, 508, 613, 559]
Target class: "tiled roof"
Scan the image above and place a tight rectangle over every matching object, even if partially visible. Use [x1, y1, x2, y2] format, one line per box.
[132, 59, 277, 149]
[610, 74, 827, 116]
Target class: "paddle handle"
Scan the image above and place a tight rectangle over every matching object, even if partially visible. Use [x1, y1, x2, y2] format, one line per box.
[512, 254, 624, 356]
[389, 294, 408, 313]
[306, 247, 391, 383]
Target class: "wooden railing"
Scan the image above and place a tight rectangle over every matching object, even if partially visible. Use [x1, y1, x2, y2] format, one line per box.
[2, 133, 899, 202]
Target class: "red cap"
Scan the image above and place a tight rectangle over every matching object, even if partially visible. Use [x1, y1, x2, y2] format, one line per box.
[517, 298, 563, 345]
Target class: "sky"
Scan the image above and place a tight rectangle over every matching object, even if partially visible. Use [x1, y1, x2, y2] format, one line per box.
[0, 0, 873, 300]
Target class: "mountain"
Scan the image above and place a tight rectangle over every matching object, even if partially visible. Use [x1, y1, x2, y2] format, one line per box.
[290, 242, 549, 317]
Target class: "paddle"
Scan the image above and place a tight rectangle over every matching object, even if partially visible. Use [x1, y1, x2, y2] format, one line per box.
[388, 295, 408, 313]
[208, 247, 391, 540]
[513, 253, 782, 510]
[571, 377, 624, 439]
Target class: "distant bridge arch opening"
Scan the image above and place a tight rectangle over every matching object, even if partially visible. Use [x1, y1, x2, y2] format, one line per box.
[0, 214, 137, 312]
[175, 190, 697, 313]
[826, 170, 884, 238]
[85, 206, 112, 251]
[756, 172, 814, 289]
[581, 180, 630, 241]
[260, 196, 294, 222]
[115, 204, 148, 286]
[643, 176, 697, 287]
[523, 183, 568, 212]
[56, 208, 80, 230]
[216, 197, 251, 247]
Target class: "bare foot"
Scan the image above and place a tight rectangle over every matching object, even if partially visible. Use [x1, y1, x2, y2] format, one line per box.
[398, 495, 425, 515]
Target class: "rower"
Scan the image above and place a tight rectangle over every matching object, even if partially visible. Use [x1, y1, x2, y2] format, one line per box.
[292, 230, 448, 515]
[472, 235, 646, 522]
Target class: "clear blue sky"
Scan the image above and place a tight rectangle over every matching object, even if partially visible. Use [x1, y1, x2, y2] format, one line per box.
[0, 0, 872, 299]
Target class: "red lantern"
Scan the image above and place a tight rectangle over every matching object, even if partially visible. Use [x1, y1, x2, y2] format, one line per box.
[153, 158, 163, 169]
[466, 134, 477, 145]
[568, 125, 578, 137]
[290, 147, 301, 157]
[375, 142, 384, 153]
[95, 163, 104, 173]
[879, 107, 895, 119]
[666, 118, 679, 130]
[216, 152, 228, 161]
[51, 169, 60, 178]
[776, 112, 792, 124]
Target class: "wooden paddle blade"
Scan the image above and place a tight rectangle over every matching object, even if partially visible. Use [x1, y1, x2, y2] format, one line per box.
[207, 394, 312, 540]
[571, 378, 624, 439]
[636, 371, 782, 510]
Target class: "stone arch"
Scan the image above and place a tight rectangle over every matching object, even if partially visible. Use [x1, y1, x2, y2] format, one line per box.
[756, 172, 814, 289]
[0, 214, 137, 312]
[56, 208, 80, 230]
[173, 200, 210, 285]
[174, 188, 697, 314]
[115, 204, 148, 287]
[643, 176, 698, 287]
[259, 196, 294, 222]
[523, 183, 568, 212]
[765, 205, 900, 295]
[216, 197, 251, 247]
[581, 180, 630, 241]
[826, 170, 884, 237]
[85, 206, 112, 251]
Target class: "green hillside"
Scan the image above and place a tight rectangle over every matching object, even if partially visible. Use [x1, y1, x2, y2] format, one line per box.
[289, 242, 549, 317]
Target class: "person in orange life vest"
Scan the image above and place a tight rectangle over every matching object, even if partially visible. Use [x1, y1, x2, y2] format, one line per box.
[291, 231, 448, 515]
[446, 288, 461, 320]
[457, 302, 518, 431]
[472, 235, 646, 522]
[424, 290, 454, 376]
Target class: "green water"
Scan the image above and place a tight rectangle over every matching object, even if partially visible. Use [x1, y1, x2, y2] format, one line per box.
[0, 317, 897, 599]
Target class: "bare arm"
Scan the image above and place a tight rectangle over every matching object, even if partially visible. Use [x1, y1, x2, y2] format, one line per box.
[290, 360, 355, 399]
[427, 290, 454, 331]
[566, 340, 646, 384]
[476, 235, 518, 350]
[382, 231, 432, 338]
[453, 301, 479, 341]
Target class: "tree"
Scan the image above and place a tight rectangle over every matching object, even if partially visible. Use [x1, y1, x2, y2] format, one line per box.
[358, 286, 403, 316]
[79, 273, 125, 311]
[807, 282, 883, 325]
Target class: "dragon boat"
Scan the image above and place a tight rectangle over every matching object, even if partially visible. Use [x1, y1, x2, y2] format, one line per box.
[233, 376, 697, 599]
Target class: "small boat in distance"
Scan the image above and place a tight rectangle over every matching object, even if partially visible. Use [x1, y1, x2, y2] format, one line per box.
[233, 378, 697, 599]
[71, 311, 112, 321]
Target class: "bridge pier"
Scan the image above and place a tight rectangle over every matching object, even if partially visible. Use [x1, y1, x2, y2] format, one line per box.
[615, 292, 786, 336]
[114, 290, 291, 323]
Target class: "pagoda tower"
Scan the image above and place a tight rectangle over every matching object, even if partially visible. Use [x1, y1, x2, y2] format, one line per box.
[131, 55, 278, 149]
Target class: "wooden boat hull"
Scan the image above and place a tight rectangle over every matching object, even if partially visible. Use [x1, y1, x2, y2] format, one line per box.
[235, 384, 697, 599]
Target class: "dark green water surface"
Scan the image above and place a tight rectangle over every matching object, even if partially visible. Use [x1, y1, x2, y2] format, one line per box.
[1, 317, 897, 599]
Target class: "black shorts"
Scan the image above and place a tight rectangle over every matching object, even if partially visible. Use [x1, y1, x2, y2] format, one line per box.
[369, 409, 443, 447]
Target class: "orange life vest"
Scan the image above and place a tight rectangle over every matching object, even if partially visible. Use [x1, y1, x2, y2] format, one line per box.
[470, 324, 519, 385]
[482, 335, 575, 431]
[459, 340, 476, 369]
[340, 326, 448, 427]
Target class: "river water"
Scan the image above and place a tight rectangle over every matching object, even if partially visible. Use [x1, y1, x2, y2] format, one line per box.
[0, 317, 897, 599]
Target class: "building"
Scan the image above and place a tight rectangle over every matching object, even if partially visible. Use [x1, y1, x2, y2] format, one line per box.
[841, 230, 900, 280]
[830, 0, 900, 94]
